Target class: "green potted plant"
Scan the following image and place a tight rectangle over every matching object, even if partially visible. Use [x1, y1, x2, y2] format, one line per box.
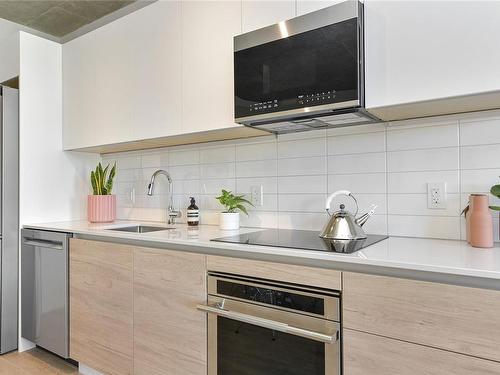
[216, 189, 253, 230]
[88, 162, 117, 223]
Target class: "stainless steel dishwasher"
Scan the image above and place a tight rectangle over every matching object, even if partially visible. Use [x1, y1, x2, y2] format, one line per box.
[21, 229, 71, 358]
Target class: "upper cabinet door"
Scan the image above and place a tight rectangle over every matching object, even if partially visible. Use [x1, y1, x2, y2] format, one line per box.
[181, 1, 242, 133]
[242, 1, 295, 33]
[296, 0, 342, 16]
[364, 1, 500, 109]
[62, 2, 182, 150]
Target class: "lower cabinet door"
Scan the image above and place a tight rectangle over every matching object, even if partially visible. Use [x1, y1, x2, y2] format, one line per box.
[70, 239, 134, 375]
[133, 247, 207, 375]
[344, 329, 500, 375]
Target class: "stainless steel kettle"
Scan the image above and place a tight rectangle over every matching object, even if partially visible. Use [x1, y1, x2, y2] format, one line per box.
[319, 190, 377, 240]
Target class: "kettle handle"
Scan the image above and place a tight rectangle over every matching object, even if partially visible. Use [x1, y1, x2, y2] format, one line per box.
[325, 190, 359, 216]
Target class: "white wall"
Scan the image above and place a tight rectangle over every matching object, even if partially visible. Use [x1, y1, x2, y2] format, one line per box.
[19, 32, 100, 224]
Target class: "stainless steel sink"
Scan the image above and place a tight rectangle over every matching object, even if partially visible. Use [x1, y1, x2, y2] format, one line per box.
[107, 225, 175, 233]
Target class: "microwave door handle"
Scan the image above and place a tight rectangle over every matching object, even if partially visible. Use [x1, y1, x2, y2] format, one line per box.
[197, 303, 338, 344]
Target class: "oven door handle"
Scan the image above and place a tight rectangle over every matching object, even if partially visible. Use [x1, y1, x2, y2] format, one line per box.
[197, 303, 338, 344]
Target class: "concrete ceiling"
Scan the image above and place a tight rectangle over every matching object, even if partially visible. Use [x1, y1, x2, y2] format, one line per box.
[0, 0, 150, 41]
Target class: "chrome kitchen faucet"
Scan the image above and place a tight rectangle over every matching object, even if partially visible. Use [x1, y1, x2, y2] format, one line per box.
[147, 169, 182, 225]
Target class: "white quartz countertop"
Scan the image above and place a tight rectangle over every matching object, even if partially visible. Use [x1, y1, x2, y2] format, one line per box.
[22, 220, 500, 290]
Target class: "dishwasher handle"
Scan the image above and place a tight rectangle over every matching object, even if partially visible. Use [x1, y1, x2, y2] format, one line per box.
[22, 238, 64, 250]
[197, 303, 338, 344]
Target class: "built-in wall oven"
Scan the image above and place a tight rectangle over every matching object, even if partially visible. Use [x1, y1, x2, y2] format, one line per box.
[197, 273, 341, 375]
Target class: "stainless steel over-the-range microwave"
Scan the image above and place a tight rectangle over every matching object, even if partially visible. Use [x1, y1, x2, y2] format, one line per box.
[234, 0, 379, 134]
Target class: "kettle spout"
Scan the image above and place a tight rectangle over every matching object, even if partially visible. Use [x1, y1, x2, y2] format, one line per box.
[355, 205, 378, 227]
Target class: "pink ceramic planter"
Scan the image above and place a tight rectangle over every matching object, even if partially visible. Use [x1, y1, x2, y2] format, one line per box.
[88, 195, 116, 223]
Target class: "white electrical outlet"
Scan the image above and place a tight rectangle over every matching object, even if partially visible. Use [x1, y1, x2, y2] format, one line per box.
[250, 185, 263, 206]
[427, 182, 447, 209]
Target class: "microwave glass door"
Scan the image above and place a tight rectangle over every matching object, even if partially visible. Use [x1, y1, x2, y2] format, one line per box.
[234, 18, 359, 119]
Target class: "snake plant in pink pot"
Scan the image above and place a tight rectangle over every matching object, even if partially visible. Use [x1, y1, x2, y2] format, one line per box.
[88, 162, 117, 223]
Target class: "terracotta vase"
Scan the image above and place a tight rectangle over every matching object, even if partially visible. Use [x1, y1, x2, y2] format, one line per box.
[88, 195, 116, 223]
[468, 194, 493, 248]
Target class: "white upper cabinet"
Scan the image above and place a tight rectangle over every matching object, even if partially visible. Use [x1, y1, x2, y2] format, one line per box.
[63, 2, 182, 150]
[181, 1, 242, 134]
[364, 1, 500, 109]
[242, 1, 295, 33]
[296, 0, 341, 16]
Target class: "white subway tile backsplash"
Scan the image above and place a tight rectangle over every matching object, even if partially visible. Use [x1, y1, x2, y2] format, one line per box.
[278, 175, 327, 194]
[327, 131, 385, 155]
[386, 122, 458, 151]
[460, 144, 500, 170]
[114, 154, 141, 170]
[278, 194, 326, 213]
[388, 215, 461, 239]
[387, 148, 458, 172]
[278, 212, 327, 231]
[200, 179, 235, 194]
[168, 164, 200, 180]
[169, 148, 199, 166]
[108, 109, 500, 241]
[236, 177, 278, 194]
[173, 179, 200, 195]
[461, 168, 500, 193]
[362, 214, 388, 235]
[278, 137, 326, 158]
[460, 117, 500, 146]
[278, 129, 326, 141]
[328, 152, 386, 174]
[278, 157, 327, 176]
[388, 193, 461, 217]
[236, 160, 277, 178]
[200, 145, 235, 164]
[235, 141, 276, 161]
[141, 150, 168, 168]
[328, 173, 386, 194]
[327, 123, 386, 136]
[388, 170, 459, 194]
[240, 211, 279, 228]
[200, 163, 235, 179]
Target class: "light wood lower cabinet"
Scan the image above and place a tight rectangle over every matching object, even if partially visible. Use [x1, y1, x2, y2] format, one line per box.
[133, 247, 207, 375]
[343, 272, 500, 362]
[344, 329, 500, 375]
[70, 239, 134, 375]
[70, 239, 207, 375]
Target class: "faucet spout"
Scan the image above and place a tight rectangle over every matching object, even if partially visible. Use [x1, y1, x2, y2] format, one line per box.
[146, 169, 181, 225]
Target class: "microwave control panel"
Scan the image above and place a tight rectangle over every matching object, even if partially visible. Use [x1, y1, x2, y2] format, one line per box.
[297, 91, 336, 105]
[249, 100, 279, 112]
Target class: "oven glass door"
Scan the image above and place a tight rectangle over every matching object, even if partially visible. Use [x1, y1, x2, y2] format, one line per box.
[206, 297, 340, 375]
[234, 18, 360, 120]
[217, 317, 325, 375]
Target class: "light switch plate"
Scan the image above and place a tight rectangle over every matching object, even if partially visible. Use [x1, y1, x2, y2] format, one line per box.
[427, 182, 446, 209]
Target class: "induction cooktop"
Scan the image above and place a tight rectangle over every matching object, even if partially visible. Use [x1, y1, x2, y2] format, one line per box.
[211, 229, 388, 254]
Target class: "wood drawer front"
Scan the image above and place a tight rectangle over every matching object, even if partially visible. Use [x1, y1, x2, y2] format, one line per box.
[343, 272, 500, 362]
[70, 239, 134, 375]
[134, 248, 207, 375]
[344, 329, 500, 375]
[207, 255, 341, 290]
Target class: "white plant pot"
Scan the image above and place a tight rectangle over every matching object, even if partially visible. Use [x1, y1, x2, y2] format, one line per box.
[219, 212, 240, 230]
